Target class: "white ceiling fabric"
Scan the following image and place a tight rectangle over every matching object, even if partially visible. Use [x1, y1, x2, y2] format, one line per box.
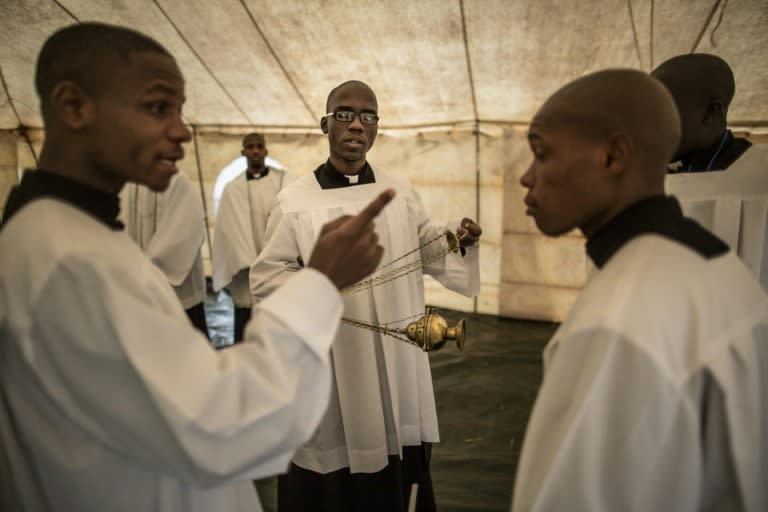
[0, 0, 766, 131]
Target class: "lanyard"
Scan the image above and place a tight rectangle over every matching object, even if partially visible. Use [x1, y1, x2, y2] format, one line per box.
[687, 130, 730, 172]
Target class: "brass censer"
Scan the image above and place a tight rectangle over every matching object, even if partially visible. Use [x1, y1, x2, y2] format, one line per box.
[402, 307, 466, 352]
[340, 230, 469, 353]
[342, 307, 465, 352]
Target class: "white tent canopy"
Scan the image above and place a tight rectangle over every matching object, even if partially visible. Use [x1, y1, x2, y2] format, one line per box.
[1, 0, 767, 131]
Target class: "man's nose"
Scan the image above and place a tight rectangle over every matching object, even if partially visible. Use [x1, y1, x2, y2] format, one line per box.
[520, 164, 534, 188]
[348, 115, 364, 130]
[171, 115, 192, 142]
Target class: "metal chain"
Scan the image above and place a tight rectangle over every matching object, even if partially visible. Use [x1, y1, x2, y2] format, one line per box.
[341, 231, 464, 296]
[374, 231, 447, 272]
[381, 312, 423, 328]
[341, 317, 421, 348]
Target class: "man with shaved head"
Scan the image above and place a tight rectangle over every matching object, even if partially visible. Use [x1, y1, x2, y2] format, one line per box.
[651, 53, 750, 173]
[653, 54, 768, 290]
[250, 80, 482, 511]
[512, 69, 767, 511]
[0, 22, 395, 511]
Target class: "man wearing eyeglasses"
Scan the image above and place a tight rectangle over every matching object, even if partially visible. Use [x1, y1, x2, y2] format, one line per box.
[250, 80, 482, 511]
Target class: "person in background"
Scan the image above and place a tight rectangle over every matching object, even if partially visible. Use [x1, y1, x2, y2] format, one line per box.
[653, 53, 768, 290]
[124, 171, 209, 336]
[651, 53, 751, 173]
[250, 79, 482, 512]
[212, 132, 291, 343]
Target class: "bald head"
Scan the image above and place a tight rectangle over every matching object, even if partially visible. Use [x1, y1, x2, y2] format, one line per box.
[651, 54, 734, 159]
[325, 80, 377, 113]
[536, 69, 681, 173]
[652, 54, 735, 109]
[521, 69, 681, 238]
[36, 22, 172, 121]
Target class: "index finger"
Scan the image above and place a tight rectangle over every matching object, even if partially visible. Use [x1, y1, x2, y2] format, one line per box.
[347, 189, 396, 232]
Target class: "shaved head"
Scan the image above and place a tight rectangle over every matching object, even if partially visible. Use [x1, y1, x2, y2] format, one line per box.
[242, 132, 265, 147]
[36, 22, 172, 120]
[325, 80, 377, 113]
[536, 69, 681, 174]
[651, 54, 735, 110]
[521, 69, 681, 238]
[651, 54, 734, 159]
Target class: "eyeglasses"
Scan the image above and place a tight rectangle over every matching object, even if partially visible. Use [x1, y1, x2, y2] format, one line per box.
[325, 110, 379, 125]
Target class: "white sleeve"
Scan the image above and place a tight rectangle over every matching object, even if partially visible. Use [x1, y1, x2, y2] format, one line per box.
[249, 200, 303, 303]
[34, 256, 340, 486]
[144, 174, 206, 286]
[407, 185, 480, 297]
[512, 328, 701, 511]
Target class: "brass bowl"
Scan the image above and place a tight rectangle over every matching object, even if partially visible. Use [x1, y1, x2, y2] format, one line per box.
[403, 309, 467, 352]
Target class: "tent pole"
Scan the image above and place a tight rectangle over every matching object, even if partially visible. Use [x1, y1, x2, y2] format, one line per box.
[191, 125, 213, 265]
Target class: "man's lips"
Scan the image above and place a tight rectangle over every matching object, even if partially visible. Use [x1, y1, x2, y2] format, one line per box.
[524, 197, 537, 215]
[157, 151, 183, 173]
[343, 137, 365, 146]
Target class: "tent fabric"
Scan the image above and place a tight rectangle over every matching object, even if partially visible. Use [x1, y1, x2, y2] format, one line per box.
[0, 0, 767, 131]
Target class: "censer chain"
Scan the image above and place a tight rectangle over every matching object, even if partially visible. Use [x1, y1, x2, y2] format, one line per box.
[341, 231, 467, 296]
[373, 231, 447, 273]
[341, 317, 422, 349]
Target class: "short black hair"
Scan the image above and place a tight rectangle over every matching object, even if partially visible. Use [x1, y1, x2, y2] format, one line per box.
[325, 80, 375, 113]
[242, 132, 265, 146]
[35, 22, 171, 114]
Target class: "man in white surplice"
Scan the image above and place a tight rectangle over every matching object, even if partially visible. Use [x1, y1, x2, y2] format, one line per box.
[512, 69, 768, 511]
[0, 23, 395, 512]
[124, 171, 209, 336]
[250, 80, 482, 511]
[213, 133, 291, 343]
[652, 54, 768, 290]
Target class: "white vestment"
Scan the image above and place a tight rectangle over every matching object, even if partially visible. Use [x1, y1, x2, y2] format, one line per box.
[512, 235, 768, 511]
[124, 173, 206, 309]
[0, 198, 342, 512]
[212, 169, 290, 307]
[666, 144, 768, 290]
[250, 169, 480, 474]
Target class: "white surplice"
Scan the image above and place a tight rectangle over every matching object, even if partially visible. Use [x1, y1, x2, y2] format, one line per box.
[212, 169, 291, 307]
[250, 169, 480, 474]
[124, 172, 206, 309]
[512, 235, 768, 511]
[666, 144, 768, 290]
[0, 198, 343, 511]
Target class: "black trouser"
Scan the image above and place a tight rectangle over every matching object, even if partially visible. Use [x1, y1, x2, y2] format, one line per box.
[233, 306, 252, 344]
[185, 302, 209, 339]
[277, 444, 436, 512]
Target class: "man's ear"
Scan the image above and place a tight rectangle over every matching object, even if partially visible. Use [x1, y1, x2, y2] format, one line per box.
[703, 100, 724, 125]
[320, 116, 329, 134]
[241, 148, 246, 157]
[50, 81, 93, 130]
[604, 132, 631, 177]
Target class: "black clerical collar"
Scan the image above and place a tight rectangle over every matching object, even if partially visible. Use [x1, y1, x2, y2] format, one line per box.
[1, 169, 123, 230]
[669, 130, 752, 173]
[313, 160, 375, 189]
[246, 167, 270, 181]
[586, 195, 728, 268]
